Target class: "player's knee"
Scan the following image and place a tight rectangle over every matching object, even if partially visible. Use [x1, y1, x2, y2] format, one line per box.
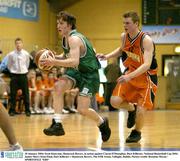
[54, 80, 67, 93]
[110, 96, 123, 109]
[137, 106, 146, 116]
[77, 107, 87, 116]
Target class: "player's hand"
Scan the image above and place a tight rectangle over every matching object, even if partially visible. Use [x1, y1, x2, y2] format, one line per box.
[40, 54, 54, 67]
[52, 50, 57, 55]
[117, 75, 131, 84]
[96, 53, 107, 60]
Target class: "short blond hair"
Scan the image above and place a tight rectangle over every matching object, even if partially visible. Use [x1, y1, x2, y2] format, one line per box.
[123, 11, 140, 25]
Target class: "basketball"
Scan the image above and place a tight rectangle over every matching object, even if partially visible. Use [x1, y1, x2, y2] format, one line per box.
[35, 49, 55, 71]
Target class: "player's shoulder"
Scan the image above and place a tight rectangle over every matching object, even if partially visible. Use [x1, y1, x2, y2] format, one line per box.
[68, 34, 83, 46]
[120, 32, 126, 42]
[8, 51, 14, 56]
[120, 32, 126, 38]
[21, 49, 30, 57]
[22, 49, 29, 54]
[142, 34, 154, 49]
[69, 34, 81, 41]
[143, 33, 153, 41]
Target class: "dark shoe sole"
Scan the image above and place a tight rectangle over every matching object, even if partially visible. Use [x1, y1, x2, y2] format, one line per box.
[43, 129, 65, 136]
[25, 113, 31, 117]
[9, 114, 15, 116]
[126, 135, 141, 143]
[9, 112, 15, 116]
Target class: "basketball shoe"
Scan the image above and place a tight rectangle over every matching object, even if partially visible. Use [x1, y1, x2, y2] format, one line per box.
[9, 143, 23, 151]
[43, 119, 65, 136]
[126, 129, 141, 143]
[99, 117, 111, 142]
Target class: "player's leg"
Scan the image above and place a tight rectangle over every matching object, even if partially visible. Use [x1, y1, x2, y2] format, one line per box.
[110, 95, 135, 110]
[135, 106, 146, 131]
[0, 103, 22, 150]
[126, 105, 145, 143]
[126, 74, 158, 143]
[110, 82, 137, 128]
[43, 77, 73, 136]
[126, 84, 156, 143]
[77, 95, 111, 142]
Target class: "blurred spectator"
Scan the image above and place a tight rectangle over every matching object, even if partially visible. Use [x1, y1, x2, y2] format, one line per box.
[34, 72, 44, 113]
[0, 55, 10, 76]
[7, 38, 31, 116]
[63, 88, 78, 114]
[0, 50, 2, 63]
[166, 16, 173, 25]
[0, 75, 9, 108]
[90, 95, 98, 111]
[104, 58, 121, 111]
[42, 72, 54, 114]
[29, 50, 37, 70]
[51, 67, 59, 81]
[28, 69, 37, 113]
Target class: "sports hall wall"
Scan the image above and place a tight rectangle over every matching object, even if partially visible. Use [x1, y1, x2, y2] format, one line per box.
[0, 0, 57, 57]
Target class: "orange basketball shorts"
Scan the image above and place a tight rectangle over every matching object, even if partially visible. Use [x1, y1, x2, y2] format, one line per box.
[112, 76, 157, 110]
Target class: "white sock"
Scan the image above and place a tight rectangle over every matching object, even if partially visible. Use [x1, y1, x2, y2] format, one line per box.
[10, 142, 19, 147]
[98, 117, 104, 126]
[9, 142, 23, 151]
[53, 113, 61, 123]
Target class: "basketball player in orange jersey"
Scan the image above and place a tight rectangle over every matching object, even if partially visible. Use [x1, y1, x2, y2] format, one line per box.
[97, 11, 158, 143]
[0, 102, 23, 150]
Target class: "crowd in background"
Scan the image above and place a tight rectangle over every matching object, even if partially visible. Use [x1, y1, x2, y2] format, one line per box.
[0, 46, 80, 116]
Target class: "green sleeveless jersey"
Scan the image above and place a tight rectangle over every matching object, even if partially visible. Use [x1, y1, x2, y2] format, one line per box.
[62, 30, 100, 73]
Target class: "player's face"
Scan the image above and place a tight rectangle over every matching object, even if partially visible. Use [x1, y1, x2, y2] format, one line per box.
[15, 40, 23, 51]
[57, 18, 71, 36]
[123, 17, 137, 34]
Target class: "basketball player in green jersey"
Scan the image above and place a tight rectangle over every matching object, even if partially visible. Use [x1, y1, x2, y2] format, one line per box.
[41, 11, 111, 142]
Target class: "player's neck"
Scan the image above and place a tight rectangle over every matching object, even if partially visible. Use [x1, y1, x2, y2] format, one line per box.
[62, 29, 71, 38]
[129, 29, 140, 39]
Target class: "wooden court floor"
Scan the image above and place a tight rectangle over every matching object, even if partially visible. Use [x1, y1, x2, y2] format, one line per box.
[0, 109, 180, 151]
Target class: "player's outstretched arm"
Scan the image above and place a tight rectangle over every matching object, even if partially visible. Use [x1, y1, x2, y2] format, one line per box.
[96, 33, 125, 60]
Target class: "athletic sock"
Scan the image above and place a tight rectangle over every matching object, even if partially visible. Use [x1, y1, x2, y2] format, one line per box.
[97, 116, 104, 126]
[53, 113, 61, 123]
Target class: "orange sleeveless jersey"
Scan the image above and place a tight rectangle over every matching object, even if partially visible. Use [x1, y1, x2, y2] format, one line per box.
[42, 78, 55, 97]
[112, 31, 158, 110]
[36, 80, 43, 91]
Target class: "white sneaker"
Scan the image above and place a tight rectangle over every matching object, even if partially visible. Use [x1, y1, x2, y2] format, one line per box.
[48, 107, 54, 114]
[44, 107, 50, 114]
[9, 143, 23, 151]
[62, 109, 69, 114]
[30, 107, 36, 114]
[34, 107, 43, 114]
